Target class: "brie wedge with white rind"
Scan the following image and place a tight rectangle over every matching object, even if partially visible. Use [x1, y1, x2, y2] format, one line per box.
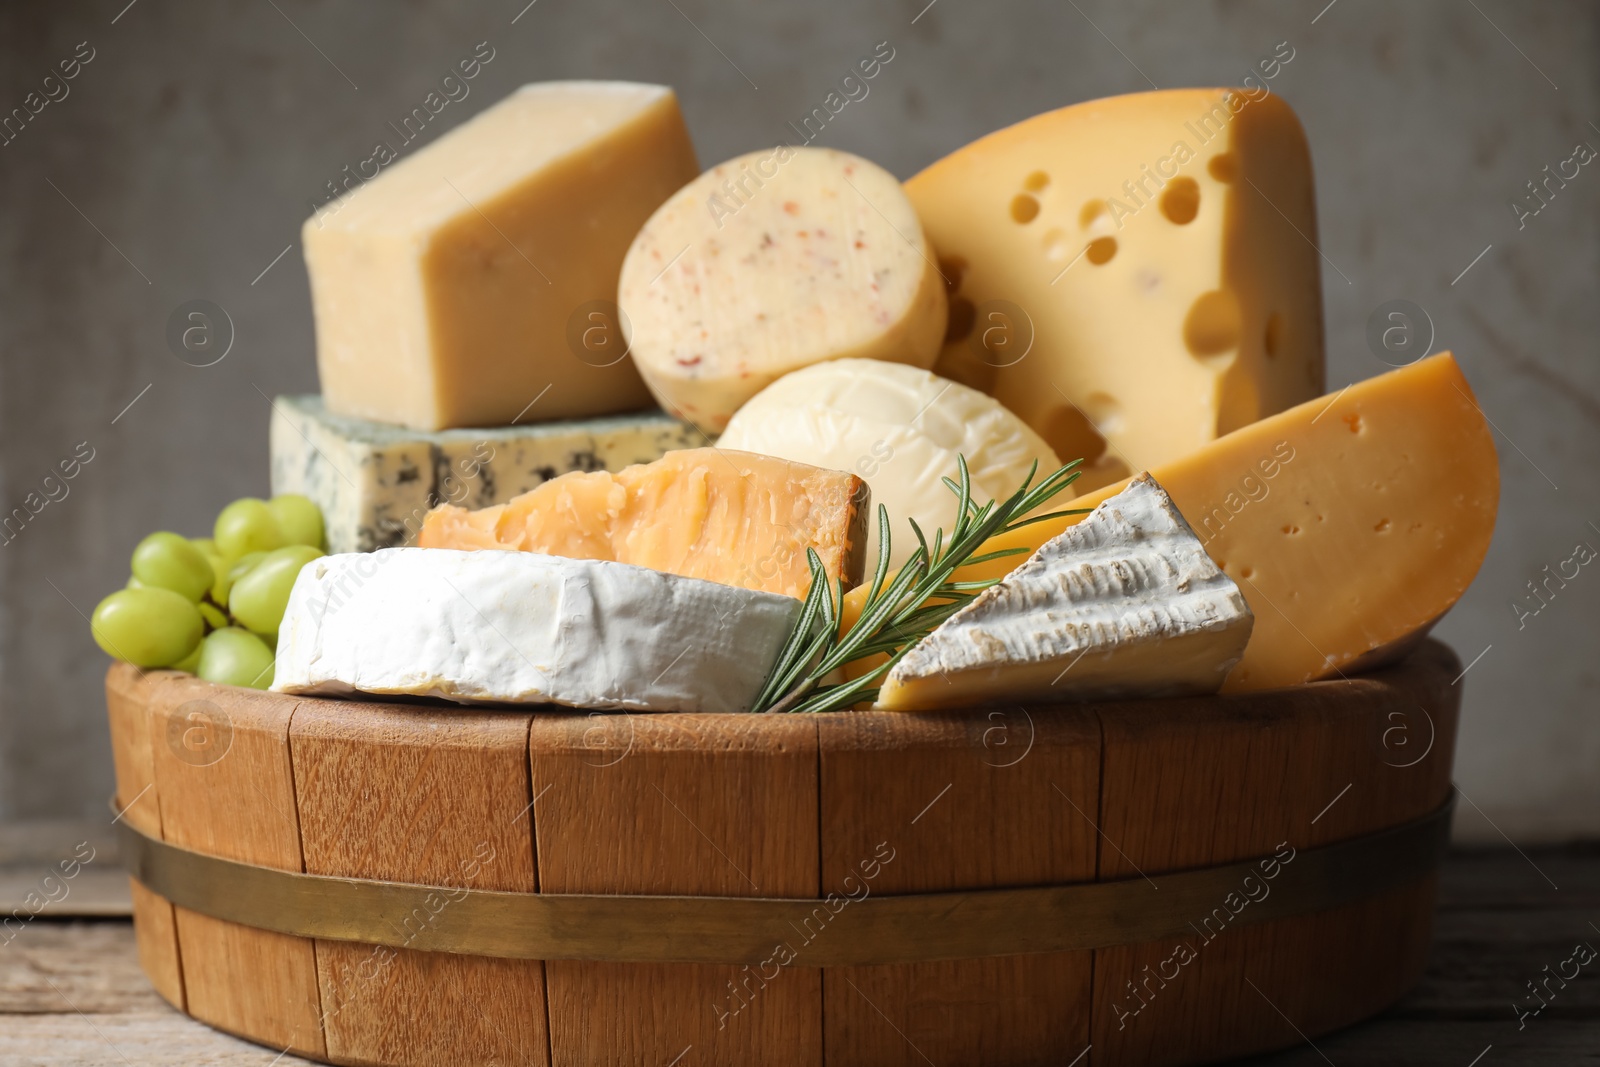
[272, 549, 801, 713]
[877, 474, 1253, 710]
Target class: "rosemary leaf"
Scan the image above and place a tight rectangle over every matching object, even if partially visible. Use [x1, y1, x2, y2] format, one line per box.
[751, 454, 1087, 714]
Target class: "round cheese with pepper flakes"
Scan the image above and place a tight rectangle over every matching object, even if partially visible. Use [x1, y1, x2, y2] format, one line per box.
[618, 146, 947, 434]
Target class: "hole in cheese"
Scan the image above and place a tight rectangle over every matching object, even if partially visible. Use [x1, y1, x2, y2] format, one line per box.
[1160, 177, 1201, 225]
[1264, 311, 1285, 358]
[1083, 391, 1123, 435]
[1042, 403, 1110, 466]
[1011, 194, 1040, 224]
[1208, 153, 1238, 182]
[417, 448, 869, 600]
[1216, 364, 1261, 436]
[1042, 228, 1072, 262]
[940, 255, 967, 291]
[1078, 199, 1111, 231]
[1086, 237, 1117, 265]
[1183, 290, 1243, 357]
[946, 297, 976, 342]
[1024, 170, 1050, 192]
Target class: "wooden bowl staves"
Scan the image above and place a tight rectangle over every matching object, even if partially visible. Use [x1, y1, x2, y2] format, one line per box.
[106, 640, 1461, 1067]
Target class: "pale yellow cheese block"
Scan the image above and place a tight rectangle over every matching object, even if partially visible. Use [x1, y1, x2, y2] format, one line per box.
[618, 146, 947, 434]
[303, 81, 700, 431]
[907, 88, 1325, 492]
[842, 354, 1499, 693]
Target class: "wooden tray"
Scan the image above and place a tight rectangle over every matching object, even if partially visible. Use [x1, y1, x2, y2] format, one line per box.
[106, 640, 1461, 1067]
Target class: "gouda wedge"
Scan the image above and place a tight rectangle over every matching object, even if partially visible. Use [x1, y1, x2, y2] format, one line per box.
[843, 353, 1499, 692]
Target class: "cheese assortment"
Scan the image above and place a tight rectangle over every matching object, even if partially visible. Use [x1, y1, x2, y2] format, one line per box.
[877, 475, 1252, 710]
[303, 81, 699, 431]
[272, 550, 801, 713]
[718, 359, 1059, 569]
[91, 81, 1500, 721]
[908, 89, 1324, 492]
[269, 395, 701, 553]
[618, 146, 947, 433]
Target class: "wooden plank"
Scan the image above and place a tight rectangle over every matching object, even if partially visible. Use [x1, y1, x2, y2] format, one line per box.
[0, 921, 165, 1014]
[0, 1011, 323, 1065]
[0, 865, 129, 919]
[0, 818, 131, 921]
[104, 664, 183, 1009]
[530, 712, 819, 1067]
[1091, 640, 1462, 1066]
[1403, 904, 1600, 1019]
[816, 707, 1101, 1067]
[289, 697, 548, 1067]
[148, 676, 325, 1059]
[1245, 1020, 1600, 1067]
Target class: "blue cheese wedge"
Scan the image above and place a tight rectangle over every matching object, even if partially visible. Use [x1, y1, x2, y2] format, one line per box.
[877, 474, 1253, 710]
[269, 395, 701, 553]
[272, 549, 800, 713]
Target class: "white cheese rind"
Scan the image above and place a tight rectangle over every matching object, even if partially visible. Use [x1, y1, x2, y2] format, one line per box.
[717, 360, 1060, 570]
[878, 474, 1252, 710]
[272, 549, 800, 713]
[269, 395, 700, 554]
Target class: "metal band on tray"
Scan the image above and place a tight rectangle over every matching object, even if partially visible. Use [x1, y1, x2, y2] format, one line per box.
[116, 789, 1454, 967]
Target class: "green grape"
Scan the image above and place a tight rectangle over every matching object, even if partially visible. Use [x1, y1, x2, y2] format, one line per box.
[196, 627, 275, 689]
[226, 551, 266, 585]
[91, 587, 204, 668]
[131, 531, 214, 603]
[269, 494, 325, 549]
[190, 537, 218, 556]
[126, 575, 148, 589]
[172, 642, 203, 674]
[228, 544, 323, 636]
[204, 552, 232, 604]
[214, 498, 284, 559]
[197, 601, 229, 630]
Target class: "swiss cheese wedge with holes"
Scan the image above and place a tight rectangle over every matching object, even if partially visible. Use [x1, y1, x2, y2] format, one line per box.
[843, 354, 1499, 692]
[907, 87, 1323, 494]
[418, 448, 869, 599]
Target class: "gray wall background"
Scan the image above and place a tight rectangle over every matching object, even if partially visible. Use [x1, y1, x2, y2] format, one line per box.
[0, 1, 1594, 842]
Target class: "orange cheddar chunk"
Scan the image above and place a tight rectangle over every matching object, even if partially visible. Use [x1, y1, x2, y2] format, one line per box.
[843, 353, 1499, 692]
[419, 448, 869, 599]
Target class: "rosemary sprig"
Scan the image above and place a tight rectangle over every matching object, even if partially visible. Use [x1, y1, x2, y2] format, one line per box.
[752, 455, 1089, 715]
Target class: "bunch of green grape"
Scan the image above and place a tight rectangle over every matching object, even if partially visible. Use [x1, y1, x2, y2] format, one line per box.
[90, 495, 326, 689]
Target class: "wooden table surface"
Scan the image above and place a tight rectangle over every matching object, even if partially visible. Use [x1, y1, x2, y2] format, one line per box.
[1, 837, 1596, 1065]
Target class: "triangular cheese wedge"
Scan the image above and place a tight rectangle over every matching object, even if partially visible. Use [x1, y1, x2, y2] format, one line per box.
[877, 474, 1252, 710]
